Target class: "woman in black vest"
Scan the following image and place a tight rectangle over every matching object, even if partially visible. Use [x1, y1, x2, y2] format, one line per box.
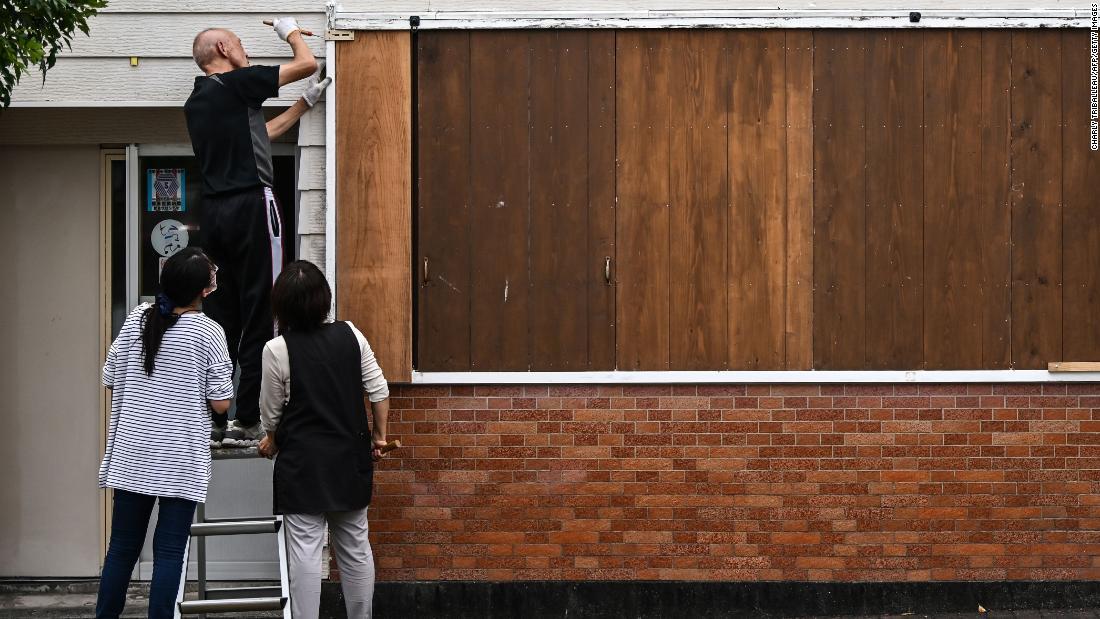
[257, 260, 390, 619]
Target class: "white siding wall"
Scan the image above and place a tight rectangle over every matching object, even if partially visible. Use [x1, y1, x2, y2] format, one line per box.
[10, 2, 327, 106]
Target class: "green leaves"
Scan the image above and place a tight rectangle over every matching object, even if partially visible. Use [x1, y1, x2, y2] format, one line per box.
[0, 0, 106, 107]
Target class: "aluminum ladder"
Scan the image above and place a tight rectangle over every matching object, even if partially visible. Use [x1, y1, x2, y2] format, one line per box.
[178, 447, 291, 618]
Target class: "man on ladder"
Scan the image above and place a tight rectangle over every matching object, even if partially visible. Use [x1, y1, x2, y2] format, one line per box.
[184, 17, 331, 447]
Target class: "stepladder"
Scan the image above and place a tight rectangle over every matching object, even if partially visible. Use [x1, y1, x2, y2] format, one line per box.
[177, 447, 291, 618]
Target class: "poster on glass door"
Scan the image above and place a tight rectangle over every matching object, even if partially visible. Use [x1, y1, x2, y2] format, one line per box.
[147, 168, 187, 212]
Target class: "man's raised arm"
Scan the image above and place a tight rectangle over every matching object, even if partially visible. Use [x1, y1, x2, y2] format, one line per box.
[271, 17, 318, 87]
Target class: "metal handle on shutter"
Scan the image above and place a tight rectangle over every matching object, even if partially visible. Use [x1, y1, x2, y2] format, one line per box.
[604, 256, 612, 285]
[422, 257, 430, 284]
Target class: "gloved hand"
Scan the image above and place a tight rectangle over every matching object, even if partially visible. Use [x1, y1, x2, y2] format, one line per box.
[301, 62, 332, 107]
[271, 16, 301, 41]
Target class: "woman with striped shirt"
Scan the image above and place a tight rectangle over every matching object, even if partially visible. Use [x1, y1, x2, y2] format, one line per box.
[96, 247, 234, 619]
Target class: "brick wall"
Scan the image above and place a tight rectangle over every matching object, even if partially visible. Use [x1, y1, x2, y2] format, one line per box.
[363, 384, 1100, 582]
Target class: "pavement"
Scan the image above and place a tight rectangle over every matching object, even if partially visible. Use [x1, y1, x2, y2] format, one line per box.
[2, 580, 1099, 618]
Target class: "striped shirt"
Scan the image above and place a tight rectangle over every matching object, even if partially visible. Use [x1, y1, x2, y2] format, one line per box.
[99, 303, 234, 503]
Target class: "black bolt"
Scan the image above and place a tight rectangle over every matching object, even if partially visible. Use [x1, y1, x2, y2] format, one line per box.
[909, 11, 921, 22]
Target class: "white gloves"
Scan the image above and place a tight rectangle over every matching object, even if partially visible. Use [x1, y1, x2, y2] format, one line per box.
[301, 62, 332, 107]
[272, 17, 301, 41]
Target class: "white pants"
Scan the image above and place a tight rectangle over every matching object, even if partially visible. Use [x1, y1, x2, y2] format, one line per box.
[283, 507, 375, 619]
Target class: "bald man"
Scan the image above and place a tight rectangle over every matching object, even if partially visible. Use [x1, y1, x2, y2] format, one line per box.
[184, 18, 330, 448]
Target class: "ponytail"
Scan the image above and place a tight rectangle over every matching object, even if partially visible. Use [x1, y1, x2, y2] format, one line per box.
[141, 297, 182, 375]
[140, 247, 216, 375]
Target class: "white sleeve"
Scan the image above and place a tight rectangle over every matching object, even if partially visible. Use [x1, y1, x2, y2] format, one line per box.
[205, 323, 234, 401]
[347, 322, 389, 402]
[260, 337, 290, 433]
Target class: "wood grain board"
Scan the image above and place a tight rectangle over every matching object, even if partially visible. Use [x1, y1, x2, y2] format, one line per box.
[336, 32, 413, 382]
[392, 29, 1100, 373]
[1010, 30, 1063, 369]
[417, 32, 472, 371]
[865, 30, 923, 369]
[1061, 30, 1100, 363]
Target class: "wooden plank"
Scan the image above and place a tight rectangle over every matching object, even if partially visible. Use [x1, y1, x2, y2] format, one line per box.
[336, 32, 413, 382]
[1010, 30, 1063, 369]
[728, 30, 787, 370]
[469, 31, 530, 370]
[1048, 362, 1100, 372]
[417, 31, 471, 371]
[616, 30, 671, 370]
[586, 31, 617, 370]
[529, 31, 590, 370]
[923, 31, 984, 369]
[813, 30, 867, 369]
[865, 30, 923, 369]
[978, 30, 1013, 368]
[1061, 30, 1100, 362]
[668, 30, 728, 370]
[784, 30, 814, 370]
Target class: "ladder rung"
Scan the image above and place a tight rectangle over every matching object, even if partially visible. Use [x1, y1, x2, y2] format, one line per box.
[206, 585, 283, 600]
[179, 597, 286, 614]
[190, 520, 282, 536]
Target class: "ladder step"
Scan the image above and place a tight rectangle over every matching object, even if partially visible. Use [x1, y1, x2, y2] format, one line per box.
[190, 520, 282, 536]
[206, 585, 283, 600]
[179, 596, 286, 614]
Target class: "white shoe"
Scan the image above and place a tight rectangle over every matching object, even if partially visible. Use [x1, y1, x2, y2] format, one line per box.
[221, 419, 264, 447]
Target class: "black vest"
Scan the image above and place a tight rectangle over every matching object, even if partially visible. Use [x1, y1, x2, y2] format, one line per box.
[273, 322, 373, 514]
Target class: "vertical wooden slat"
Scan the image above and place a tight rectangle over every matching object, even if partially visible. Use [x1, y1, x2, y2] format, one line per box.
[813, 30, 867, 369]
[1010, 30, 1063, 369]
[1061, 30, 1100, 361]
[529, 31, 590, 370]
[784, 30, 814, 370]
[728, 30, 787, 369]
[978, 30, 1013, 368]
[617, 31, 671, 370]
[923, 31, 985, 368]
[865, 30, 924, 369]
[417, 32, 471, 371]
[469, 31, 530, 370]
[669, 30, 728, 370]
[587, 31, 617, 370]
[336, 32, 412, 382]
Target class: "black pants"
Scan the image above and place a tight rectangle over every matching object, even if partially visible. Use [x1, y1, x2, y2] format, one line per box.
[202, 186, 284, 427]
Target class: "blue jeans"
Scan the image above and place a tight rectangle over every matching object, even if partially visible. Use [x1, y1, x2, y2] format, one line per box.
[96, 489, 197, 619]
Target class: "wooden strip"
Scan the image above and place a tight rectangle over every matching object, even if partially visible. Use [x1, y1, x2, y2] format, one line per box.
[784, 30, 814, 370]
[529, 31, 590, 370]
[616, 30, 671, 370]
[978, 30, 1013, 369]
[1048, 362, 1100, 372]
[1010, 30, 1063, 369]
[923, 31, 984, 369]
[469, 31, 531, 370]
[865, 30, 924, 369]
[416, 32, 471, 371]
[813, 30, 867, 369]
[668, 30, 728, 370]
[1061, 30, 1100, 362]
[336, 32, 413, 381]
[728, 30, 787, 370]
[586, 31, 617, 370]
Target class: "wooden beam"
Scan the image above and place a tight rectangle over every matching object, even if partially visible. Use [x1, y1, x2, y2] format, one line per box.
[1048, 362, 1100, 372]
[336, 31, 413, 382]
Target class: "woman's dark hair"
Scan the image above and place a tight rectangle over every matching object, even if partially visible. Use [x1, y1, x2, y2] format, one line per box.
[142, 247, 214, 374]
[271, 260, 332, 333]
